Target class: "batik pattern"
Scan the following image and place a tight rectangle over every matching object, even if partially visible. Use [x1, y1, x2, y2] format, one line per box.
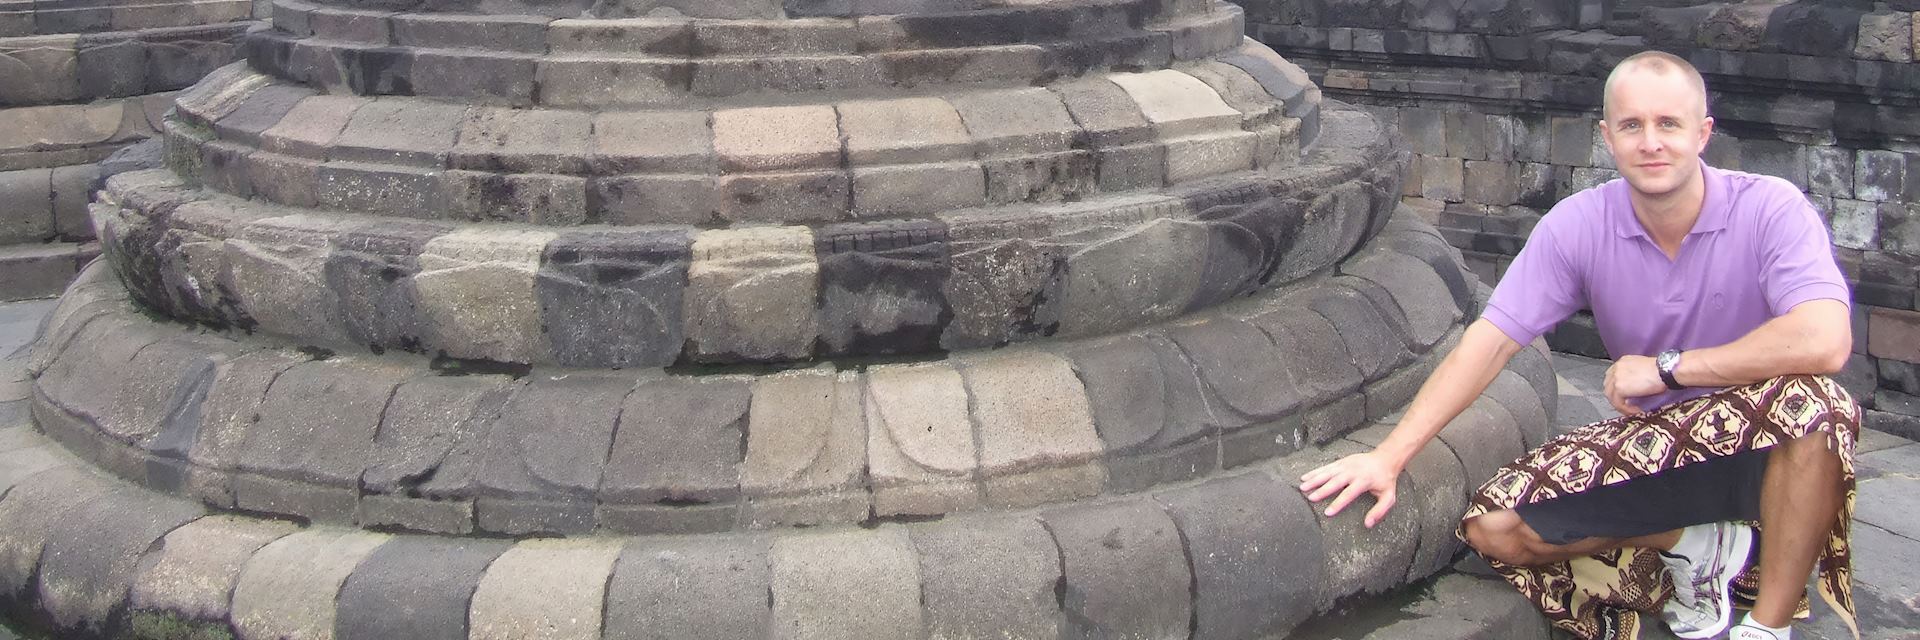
[1462, 374, 1859, 640]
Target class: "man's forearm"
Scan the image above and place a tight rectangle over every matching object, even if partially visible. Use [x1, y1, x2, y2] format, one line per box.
[1675, 299, 1851, 387]
[1374, 319, 1527, 469]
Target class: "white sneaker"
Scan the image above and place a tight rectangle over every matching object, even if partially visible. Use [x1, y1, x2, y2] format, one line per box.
[1729, 622, 1789, 639]
[1658, 522, 1754, 639]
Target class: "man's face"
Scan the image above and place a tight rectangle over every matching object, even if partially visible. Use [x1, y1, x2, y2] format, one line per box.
[1600, 68, 1713, 199]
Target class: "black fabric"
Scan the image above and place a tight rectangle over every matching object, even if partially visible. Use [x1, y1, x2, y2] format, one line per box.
[1516, 447, 1772, 545]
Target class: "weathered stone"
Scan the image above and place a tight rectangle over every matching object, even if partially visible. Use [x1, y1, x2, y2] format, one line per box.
[1107, 69, 1242, 138]
[712, 104, 841, 172]
[1051, 76, 1155, 148]
[1042, 499, 1191, 639]
[1299, 283, 1414, 381]
[949, 87, 1079, 156]
[813, 220, 948, 356]
[435, 372, 629, 530]
[1811, 146, 1855, 198]
[683, 226, 819, 362]
[185, 349, 309, 508]
[469, 539, 622, 640]
[1249, 306, 1365, 407]
[1417, 155, 1464, 203]
[414, 227, 557, 363]
[1053, 218, 1208, 337]
[230, 530, 393, 640]
[1344, 251, 1463, 348]
[605, 536, 773, 640]
[910, 517, 1061, 640]
[336, 536, 512, 640]
[1856, 150, 1911, 202]
[127, 515, 299, 627]
[837, 97, 972, 164]
[717, 169, 850, 223]
[850, 162, 985, 216]
[770, 528, 925, 639]
[35, 490, 203, 637]
[1169, 318, 1302, 421]
[742, 369, 865, 526]
[1870, 307, 1920, 363]
[865, 362, 978, 516]
[602, 376, 748, 506]
[533, 58, 690, 107]
[236, 357, 415, 510]
[451, 107, 592, 174]
[1155, 472, 1323, 640]
[537, 228, 691, 368]
[959, 349, 1105, 506]
[590, 111, 714, 174]
[1437, 399, 1526, 491]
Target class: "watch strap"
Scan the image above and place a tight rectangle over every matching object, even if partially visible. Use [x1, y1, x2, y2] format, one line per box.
[1658, 350, 1683, 390]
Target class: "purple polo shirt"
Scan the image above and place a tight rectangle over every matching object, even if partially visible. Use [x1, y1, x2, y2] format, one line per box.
[1483, 161, 1851, 411]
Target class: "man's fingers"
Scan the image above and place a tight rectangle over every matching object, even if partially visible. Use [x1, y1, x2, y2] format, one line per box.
[1323, 482, 1368, 517]
[1363, 491, 1397, 528]
[1306, 473, 1349, 502]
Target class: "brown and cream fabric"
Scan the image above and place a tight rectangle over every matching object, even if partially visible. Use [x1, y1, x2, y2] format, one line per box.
[1463, 374, 1860, 640]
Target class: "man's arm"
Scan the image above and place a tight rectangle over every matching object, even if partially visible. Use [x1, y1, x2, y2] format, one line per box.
[1602, 299, 1851, 415]
[1299, 319, 1527, 527]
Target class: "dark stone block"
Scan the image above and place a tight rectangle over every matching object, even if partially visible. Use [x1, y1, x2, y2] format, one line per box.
[1300, 283, 1414, 381]
[1041, 499, 1191, 639]
[1545, 310, 1609, 359]
[325, 221, 448, 353]
[474, 497, 596, 535]
[334, 45, 415, 96]
[600, 376, 748, 505]
[1343, 251, 1463, 348]
[145, 33, 241, 93]
[1101, 438, 1217, 495]
[336, 537, 511, 640]
[1246, 307, 1363, 407]
[1155, 472, 1322, 640]
[411, 50, 536, 104]
[1168, 319, 1301, 422]
[233, 472, 358, 523]
[912, 517, 1062, 639]
[1764, 3, 1863, 57]
[215, 85, 314, 147]
[35, 490, 203, 638]
[605, 536, 772, 640]
[1386, 231, 1478, 318]
[74, 35, 146, 98]
[237, 359, 412, 490]
[597, 502, 737, 535]
[1881, 357, 1920, 396]
[1063, 334, 1171, 455]
[1187, 196, 1302, 311]
[422, 372, 630, 508]
[813, 220, 952, 357]
[1222, 413, 1303, 469]
[537, 228, 692, 368]
[362, 375, 519, 497]
[1437, 401, 1525, 490]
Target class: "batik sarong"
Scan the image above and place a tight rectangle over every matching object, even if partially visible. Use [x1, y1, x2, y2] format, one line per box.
[1461, 374, 1859, 640]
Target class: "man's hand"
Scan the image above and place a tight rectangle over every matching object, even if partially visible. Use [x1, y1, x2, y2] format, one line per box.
[1298, 452, 1401, 528]
[1603, 354, 1665, 416]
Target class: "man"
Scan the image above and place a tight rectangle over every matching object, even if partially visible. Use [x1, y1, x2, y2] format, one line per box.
[1299, 51, 1859, 640]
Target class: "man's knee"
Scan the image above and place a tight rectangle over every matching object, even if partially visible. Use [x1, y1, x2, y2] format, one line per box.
[1465, 511, 1544, 567]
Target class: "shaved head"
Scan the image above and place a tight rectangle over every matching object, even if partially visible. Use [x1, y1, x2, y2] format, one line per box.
[1603, 51, 1708, 122]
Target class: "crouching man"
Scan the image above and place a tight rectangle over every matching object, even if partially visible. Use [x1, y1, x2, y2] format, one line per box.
[1299, 51, 1860, 640]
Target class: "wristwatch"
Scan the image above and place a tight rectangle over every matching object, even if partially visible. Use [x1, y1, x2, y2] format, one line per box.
[1656, 349, 1684, 390]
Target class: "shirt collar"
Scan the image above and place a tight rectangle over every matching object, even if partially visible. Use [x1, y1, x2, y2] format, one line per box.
[1613, 159, 1730, 239]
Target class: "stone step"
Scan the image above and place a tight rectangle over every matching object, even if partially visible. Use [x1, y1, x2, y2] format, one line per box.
[35, 206, 1530, 534]
[174, 39, 1317, 220]
[99, 110, 1395, 367]
[0, 163, 96, 247]
[0, 23, 251, 108]
[248, 3, 1246, 106]
[0, 327, 1560, 640]
[0, 95, 165, 173]
[0, 242, 95, 302]
[1284, 567, 1553, 640]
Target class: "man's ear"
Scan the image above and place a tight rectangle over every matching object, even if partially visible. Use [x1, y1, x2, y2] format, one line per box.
[1699, 116, 1715, 145]
[1597, 119, 1617, 155]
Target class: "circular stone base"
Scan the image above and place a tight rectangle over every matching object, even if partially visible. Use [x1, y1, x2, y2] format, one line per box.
[29, 205, 1527, 535]
[0, 338, 1556, 640]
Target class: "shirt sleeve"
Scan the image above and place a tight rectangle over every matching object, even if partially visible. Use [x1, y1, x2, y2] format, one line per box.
[1757, 186, 1851, 315]
[1481, 214, 1587, 346]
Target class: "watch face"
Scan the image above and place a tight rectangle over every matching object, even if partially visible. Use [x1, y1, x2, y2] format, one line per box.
[1657, 350, 1679, 371]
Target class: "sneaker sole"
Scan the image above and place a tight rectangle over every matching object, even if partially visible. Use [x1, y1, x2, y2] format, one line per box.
[1673, 525, 1754, 640]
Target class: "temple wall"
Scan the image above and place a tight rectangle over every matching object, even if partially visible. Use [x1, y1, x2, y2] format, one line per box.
[1245, 0, 1920, 435]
